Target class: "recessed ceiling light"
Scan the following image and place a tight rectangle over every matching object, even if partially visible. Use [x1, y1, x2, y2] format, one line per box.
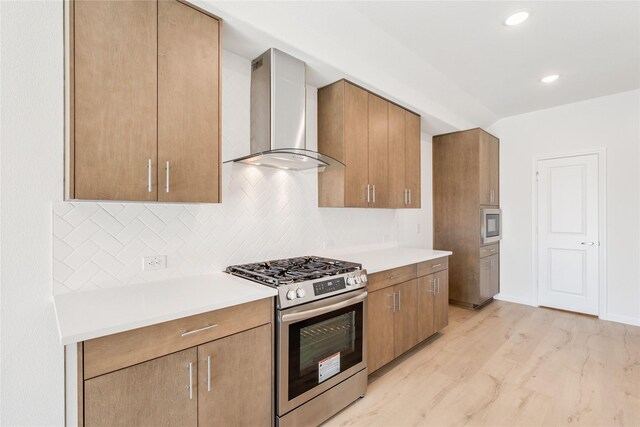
[504, 11, 530, 26]
[541, 74, 559, 83]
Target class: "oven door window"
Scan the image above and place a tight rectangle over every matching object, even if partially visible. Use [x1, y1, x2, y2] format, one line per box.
[486, 214, 500, 238]
[287, 302, 363, 401]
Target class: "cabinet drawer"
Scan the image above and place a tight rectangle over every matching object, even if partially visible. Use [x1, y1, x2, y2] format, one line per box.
[367, 264, 417, 292]
[83, 298, 272, 379]
[417, 257, 448, 277]
[480, 243, 500, 258]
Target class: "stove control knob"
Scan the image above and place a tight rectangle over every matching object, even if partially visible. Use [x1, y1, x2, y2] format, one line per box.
[354, 275, 362, 284]
[286, 290, 297, 300]
[346, 276, 356, 286]
[296, 288, 306, 298]
[361, 274, 368, 283]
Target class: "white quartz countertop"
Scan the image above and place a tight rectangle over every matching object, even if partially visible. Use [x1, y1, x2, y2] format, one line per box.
[323, 246, 452, 274]
[54, 272, 277, 345]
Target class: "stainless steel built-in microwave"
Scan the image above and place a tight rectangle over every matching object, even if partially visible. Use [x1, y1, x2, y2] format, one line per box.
[481, 208, 502, 244]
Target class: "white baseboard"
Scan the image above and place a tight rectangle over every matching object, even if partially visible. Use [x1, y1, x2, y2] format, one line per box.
[493, 293, 536, 307]
[601, 313, 640, 327]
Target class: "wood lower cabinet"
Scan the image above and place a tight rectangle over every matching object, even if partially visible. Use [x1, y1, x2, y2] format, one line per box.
[393, 279, 419, 356]
[85, 348, 198, 427]
[367, 257, 449, 374]
[79, 299, 272, 426]
[198, 324, 271, 426]
[67, 0, 221, 203]
[479, 254, 500, 305]
[317, 79, 421, 209]
[367, 289, 396, 373]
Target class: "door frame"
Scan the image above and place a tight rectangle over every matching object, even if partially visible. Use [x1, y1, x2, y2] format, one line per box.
[532, 149, 607, 318]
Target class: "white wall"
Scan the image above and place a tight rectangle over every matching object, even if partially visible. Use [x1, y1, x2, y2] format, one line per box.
[1, 1, 66, 425]
[488, 90, 640, 325]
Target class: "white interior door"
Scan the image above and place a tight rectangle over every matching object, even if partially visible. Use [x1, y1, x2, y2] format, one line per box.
[537, 153, 599, 315]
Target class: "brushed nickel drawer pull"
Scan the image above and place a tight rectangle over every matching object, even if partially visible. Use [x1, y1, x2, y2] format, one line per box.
[490, 249, 496, 252]
[431, 263, 442, 268]
[388, 274, 400, 280]
[181, 324, 218, 337]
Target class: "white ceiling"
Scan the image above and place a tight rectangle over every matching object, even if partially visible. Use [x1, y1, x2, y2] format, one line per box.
[200, 1, 640, 130]
[351, 1, 640, 118]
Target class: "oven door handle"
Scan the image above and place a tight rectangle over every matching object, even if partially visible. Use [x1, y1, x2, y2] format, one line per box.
[280, 291, 368, 324]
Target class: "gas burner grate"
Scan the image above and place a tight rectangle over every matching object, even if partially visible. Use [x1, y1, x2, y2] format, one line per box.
[226, 256, 361, 287]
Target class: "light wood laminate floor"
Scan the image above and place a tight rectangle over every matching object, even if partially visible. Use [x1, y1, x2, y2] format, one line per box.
[325, 301, 640, 427]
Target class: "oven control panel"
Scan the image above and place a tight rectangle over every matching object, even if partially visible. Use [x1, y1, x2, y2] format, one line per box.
[278, 270, 368, 308]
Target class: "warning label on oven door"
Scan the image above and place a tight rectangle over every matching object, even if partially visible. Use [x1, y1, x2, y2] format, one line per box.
[318, 352, 341, 383]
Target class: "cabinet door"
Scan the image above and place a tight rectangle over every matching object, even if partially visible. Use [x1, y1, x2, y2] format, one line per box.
[491, 253, 500, 296]
[489, 135, 500, 205]
[84, 348, 197, 427]
[158, 0, 220, 203]
[74, 1, 157, 201]
[479, 255, 495, 304]
[417, 275, 436, 341]
[388, 103, 406, 208]
[433, 269, 449, 331]
[405, 111, 421, 208]
[344, 83, 370, 207]
[367, 94, 389, 208]
[479, 132, 492, 205]
[198, 325, 272, 426]
[393, 279, 419, 356]
[367, 289, 395, 373]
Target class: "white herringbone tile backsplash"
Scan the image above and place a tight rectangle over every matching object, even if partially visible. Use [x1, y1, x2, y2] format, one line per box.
[52, 166, 399, 294]
[52, 49, 418, 294]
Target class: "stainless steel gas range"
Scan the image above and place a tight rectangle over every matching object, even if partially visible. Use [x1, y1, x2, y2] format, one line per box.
[226, 256, 368, 427]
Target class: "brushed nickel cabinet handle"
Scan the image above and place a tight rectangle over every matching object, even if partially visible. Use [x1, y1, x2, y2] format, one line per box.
[187, 362, 193, 400]
[431, 263, 442, 268]
[181, 324, 218, 337]
[367, 184, 371, 203]
[431, 278, 437, 294]
[372, 185, 376, 203]
[165, 161, 170, 193]
[409, 189, 412, 205]
[147, 159, 152, 192]
[389, 293, 396, 312]
[207, 355, 212, 392]
[397, 291, 401, 311]
[580, 241, 596, 246]
[404, 189, 408, 205]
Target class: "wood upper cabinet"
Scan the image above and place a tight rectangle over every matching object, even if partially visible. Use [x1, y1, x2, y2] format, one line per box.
[73, 0, 158, 201]
[158, 0, 220, 203]
[198, 325, 271, 426]
[367, 288, 395, 373]
[388, 103, 406, 208]
[84, 348, 198, 427]
[393, 279, 419, 356]
[318, 79, 420, 209]
[67, 0, 221, 203]
[479, 131, 499, 206]
[405, 111, 421, 208]
[368, 94, 390, 208]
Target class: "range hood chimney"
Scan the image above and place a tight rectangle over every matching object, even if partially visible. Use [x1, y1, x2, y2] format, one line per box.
[227, 48, 343, 171]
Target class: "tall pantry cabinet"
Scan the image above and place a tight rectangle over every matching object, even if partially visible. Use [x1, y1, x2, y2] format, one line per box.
[433, 128, 500, 308]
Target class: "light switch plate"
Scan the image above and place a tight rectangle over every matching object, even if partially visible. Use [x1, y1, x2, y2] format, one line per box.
[143, 255, 166, 271]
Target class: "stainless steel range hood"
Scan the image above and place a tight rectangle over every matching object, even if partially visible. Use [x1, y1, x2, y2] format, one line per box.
[226, 48, 343, 172]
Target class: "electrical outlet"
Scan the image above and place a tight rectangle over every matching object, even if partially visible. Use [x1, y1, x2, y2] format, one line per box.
[143, 255, 166, 271]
